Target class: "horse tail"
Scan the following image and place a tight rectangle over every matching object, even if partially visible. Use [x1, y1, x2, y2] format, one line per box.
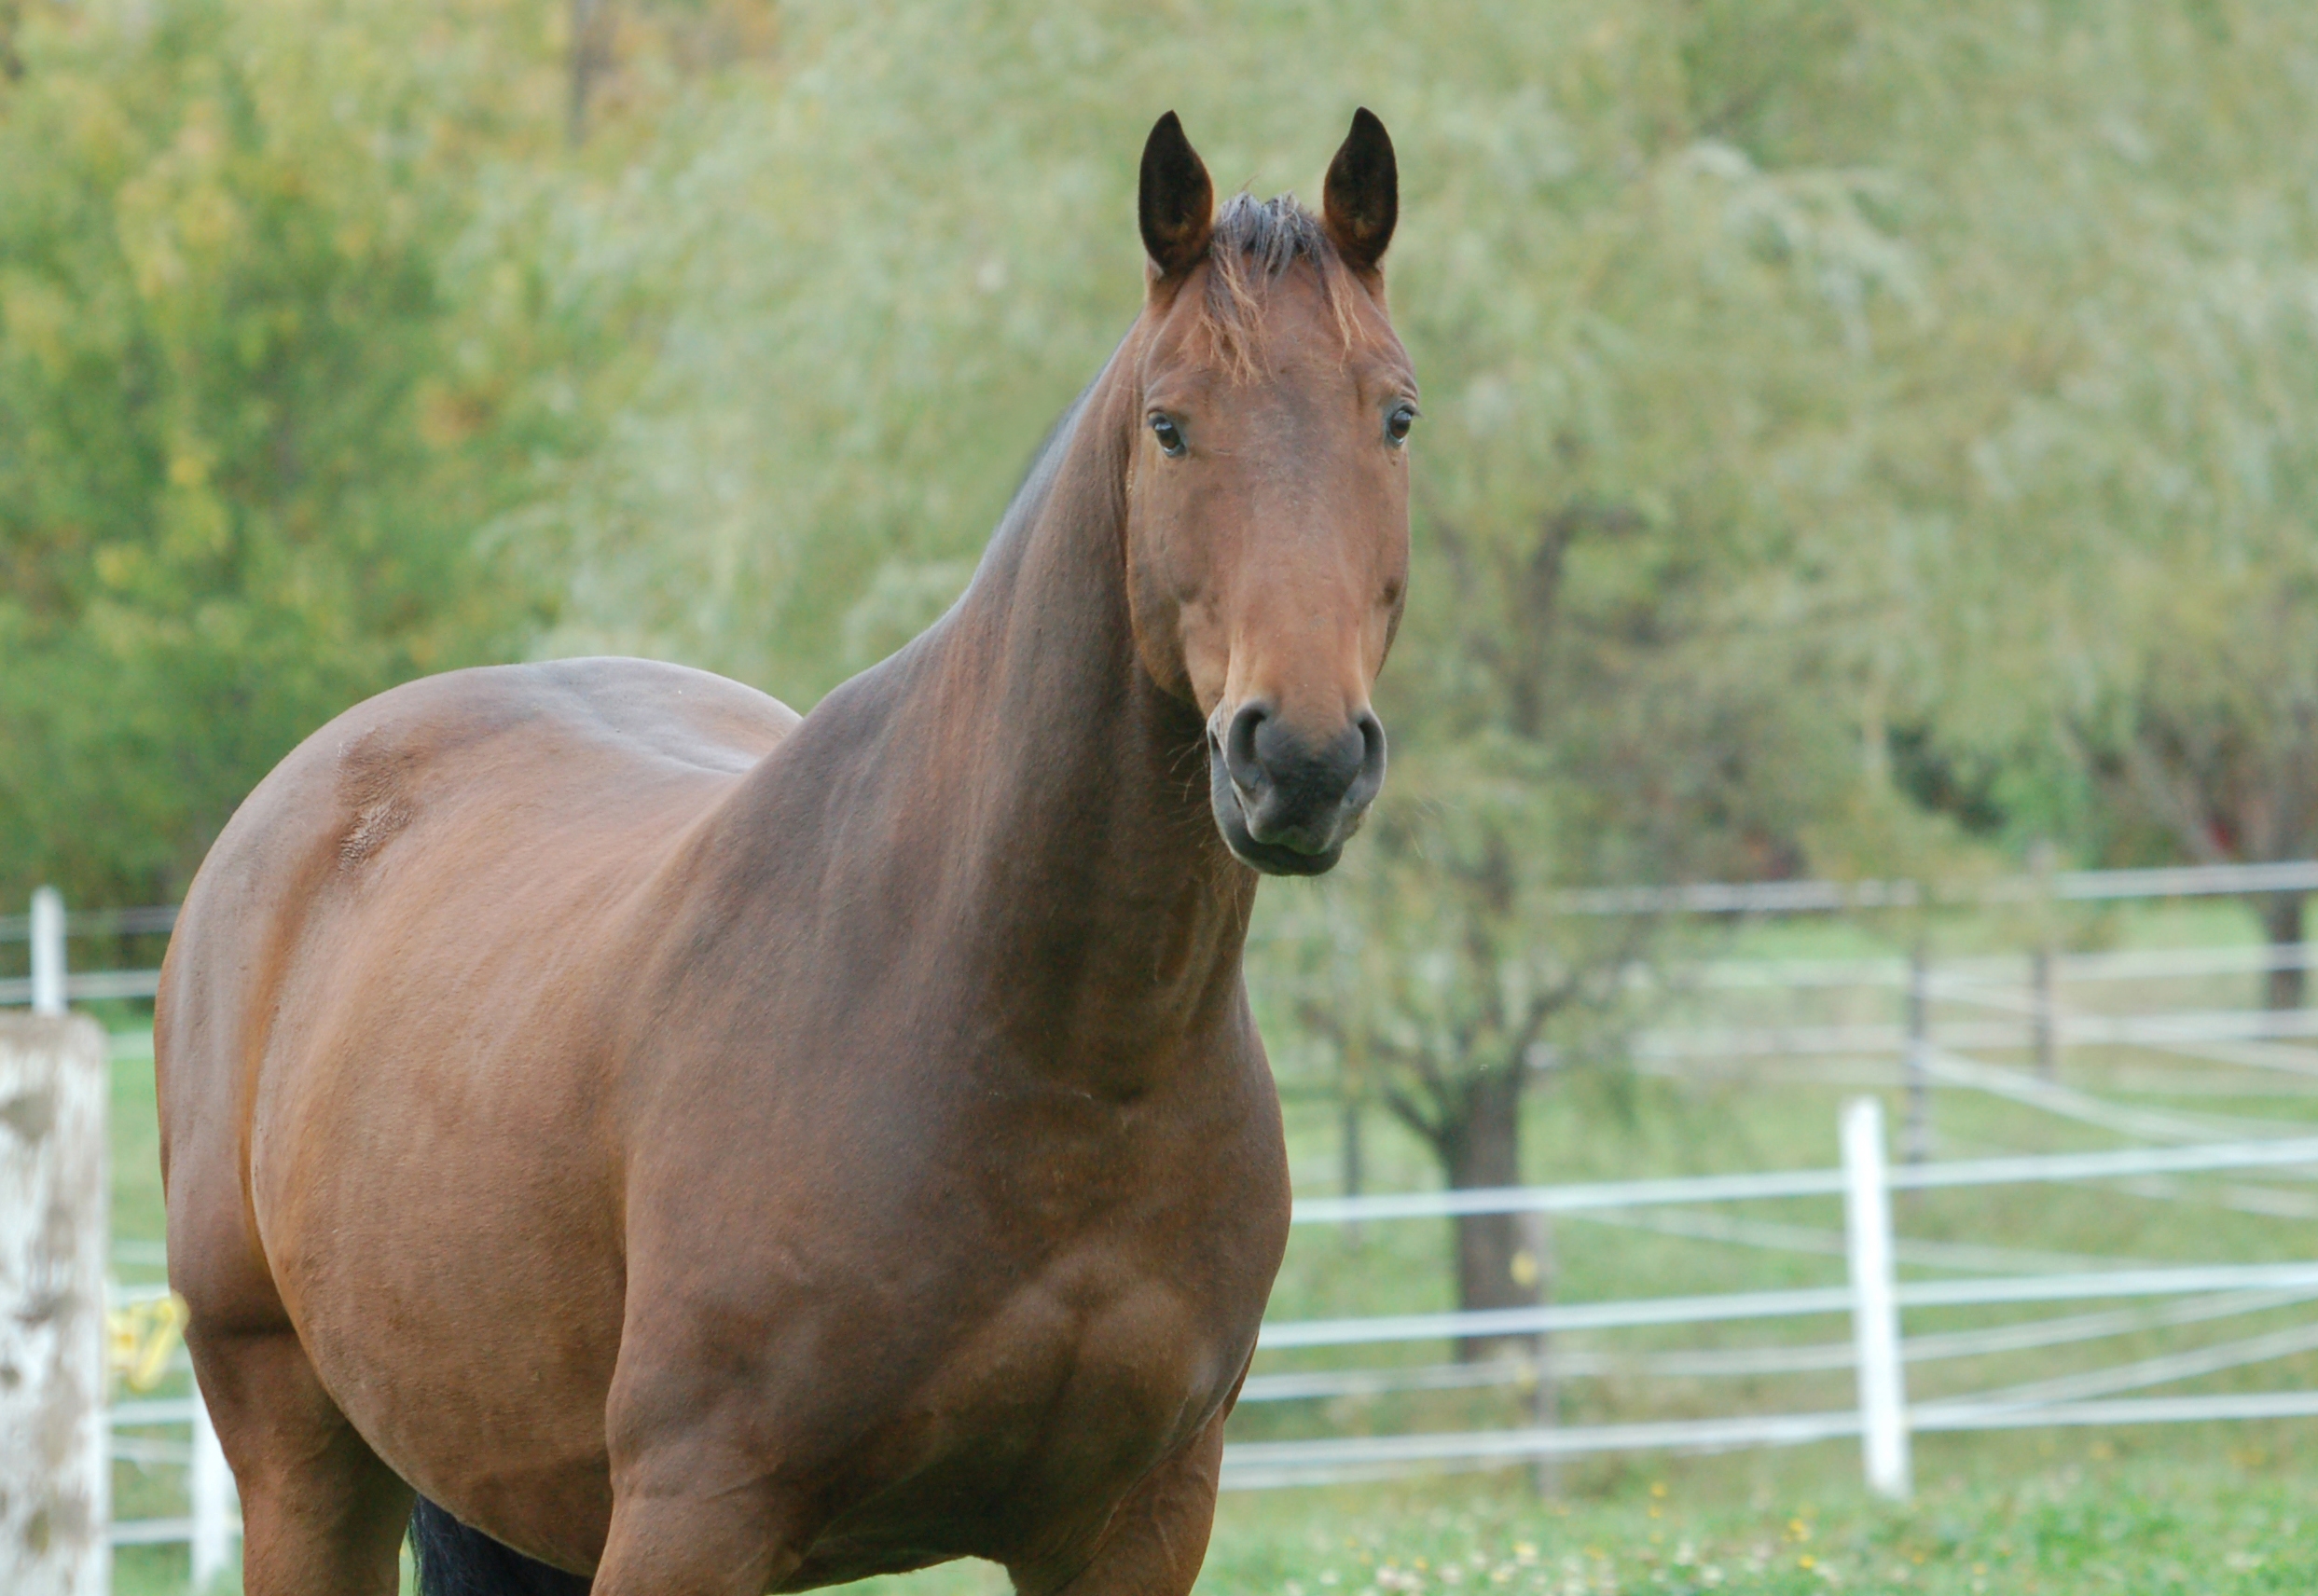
[407, 1497, 594, 1596]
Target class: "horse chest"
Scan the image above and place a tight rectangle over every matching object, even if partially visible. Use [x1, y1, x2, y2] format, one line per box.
[793, 1231, 1262, 1577]
[924, 1109, 1279, 1439]
[776, 1092, 1286, 1571]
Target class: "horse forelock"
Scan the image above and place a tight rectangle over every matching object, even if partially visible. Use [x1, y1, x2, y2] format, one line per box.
[1196, 193, 1366, 378]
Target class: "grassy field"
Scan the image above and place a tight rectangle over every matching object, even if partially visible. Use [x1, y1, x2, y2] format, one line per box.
[96, 893, 2318, 1594]
[117, 1437, 2318, 1596]
[117, 1443, 2318, 1596]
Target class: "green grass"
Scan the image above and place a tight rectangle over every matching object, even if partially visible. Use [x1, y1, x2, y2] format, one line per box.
[831, 1433, 2318, 1596]
[120, 1443, 2318, 1596]
[1194, 1444, 2318, 1596]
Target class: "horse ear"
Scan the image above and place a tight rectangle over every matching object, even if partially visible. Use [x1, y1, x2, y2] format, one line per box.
[1138, 111, 1213, 279]
[1322, 107, 1398, 276]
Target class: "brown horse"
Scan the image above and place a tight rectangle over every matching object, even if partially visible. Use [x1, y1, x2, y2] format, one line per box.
[157, 109, 1414, 1596]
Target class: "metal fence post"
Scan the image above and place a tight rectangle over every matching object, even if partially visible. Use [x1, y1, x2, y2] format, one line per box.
[1523, 1210, 1559, 1501]
[190, 1386, 235, 1589]
[31, 887, 66, 1017]
[1904, 945, 1932, 1164]
[0, 1011, 110, 1595]
[1842, 1096, 1911, 1501]
[2030, 840, 2061, 1079]
[2032, 945, 2060, 1080]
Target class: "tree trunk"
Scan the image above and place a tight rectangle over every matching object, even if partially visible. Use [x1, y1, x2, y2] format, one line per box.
[1434, 1066, 1538, 1361]
[2261, 892, 2306, 1011]
[569, 0, 611, 146]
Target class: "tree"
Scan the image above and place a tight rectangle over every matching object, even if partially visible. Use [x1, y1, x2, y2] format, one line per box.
[1858, 2, 2318, 1005]
[0, 0, 600, 905]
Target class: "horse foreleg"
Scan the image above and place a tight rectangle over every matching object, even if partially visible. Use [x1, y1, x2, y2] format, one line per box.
[1017, 1409, 1229, 1596]
[586, 1441, 811, 1596]
[187, 1322, 413, 1596]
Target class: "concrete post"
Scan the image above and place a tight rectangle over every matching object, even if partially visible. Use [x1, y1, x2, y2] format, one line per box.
[0, 1011, 110, 1596]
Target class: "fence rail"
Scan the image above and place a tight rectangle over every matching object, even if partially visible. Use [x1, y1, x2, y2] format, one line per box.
[1220, 1391, 2318, 1490]
[1290, 1135, 2318, 1225]
[1555, 857, 2318, 915]
[106, 1393, 237, 1574]
[1243, 1100, 2318, 1495]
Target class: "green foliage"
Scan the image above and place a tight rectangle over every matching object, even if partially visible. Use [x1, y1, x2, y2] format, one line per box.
[10, 0, 2318, 1066]
[1824, 2, 2318, 874]
[0, 0, 597, 903]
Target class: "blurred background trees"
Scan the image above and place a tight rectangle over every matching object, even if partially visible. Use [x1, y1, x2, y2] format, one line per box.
[0, 0, 606, 901]
[7, 0, 2318, 1314]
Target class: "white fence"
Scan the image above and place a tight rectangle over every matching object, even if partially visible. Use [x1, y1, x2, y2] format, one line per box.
[13, 866, 2318, 1527]
[104, 1314, 239, 1584]
[109, 1397, 234, 1570]
[1555, 857, 2318, 915]
[1224, 1106, 2318, 1492]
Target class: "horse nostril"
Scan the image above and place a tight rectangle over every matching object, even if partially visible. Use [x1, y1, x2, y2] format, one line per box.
[1209, 701, 1387, 861]
[1224, 701, 1271, 796]
[1345, 709, 1387, 811]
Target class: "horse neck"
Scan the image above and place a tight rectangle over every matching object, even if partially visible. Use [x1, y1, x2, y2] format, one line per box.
[895, 356, 1258, 1080]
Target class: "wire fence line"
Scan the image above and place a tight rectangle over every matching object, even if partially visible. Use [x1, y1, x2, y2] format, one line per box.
[1553, 857, 2318, 916]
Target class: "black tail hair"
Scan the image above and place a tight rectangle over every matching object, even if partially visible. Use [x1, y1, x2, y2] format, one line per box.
[408, 1497, 594, 1596]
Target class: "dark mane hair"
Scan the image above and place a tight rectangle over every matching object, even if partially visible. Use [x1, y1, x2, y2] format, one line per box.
[1201, 192, 1360, 376]
[1211, 191, 1332, 278]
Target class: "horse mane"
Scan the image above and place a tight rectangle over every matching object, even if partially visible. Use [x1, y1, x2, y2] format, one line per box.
[1199, 192, 1363, 378]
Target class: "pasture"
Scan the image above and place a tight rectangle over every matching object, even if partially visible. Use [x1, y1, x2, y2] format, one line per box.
[119, 1441, 2318, 1595]
[89, 890, 2318, 1594]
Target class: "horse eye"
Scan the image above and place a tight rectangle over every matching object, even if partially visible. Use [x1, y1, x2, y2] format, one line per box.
[1385, 403, 1417, 447]
[1150, 415, 1186, 457]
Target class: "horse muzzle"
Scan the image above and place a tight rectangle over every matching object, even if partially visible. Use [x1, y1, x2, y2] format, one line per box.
[1207, 700, 1387, 876]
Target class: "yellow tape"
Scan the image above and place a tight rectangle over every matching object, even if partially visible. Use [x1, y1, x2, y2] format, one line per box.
[108, 1295, 189, 1394]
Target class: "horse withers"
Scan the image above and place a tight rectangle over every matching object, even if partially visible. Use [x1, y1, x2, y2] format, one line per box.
[158, 109, 1415, 1596]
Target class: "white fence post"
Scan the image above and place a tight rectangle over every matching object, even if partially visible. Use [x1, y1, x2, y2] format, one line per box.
[1842, 1096, 1911, 1501]
[0, 1011, 110, 1595]
[31, 887, 67, 1017]
[189, 1387, 234, 1589]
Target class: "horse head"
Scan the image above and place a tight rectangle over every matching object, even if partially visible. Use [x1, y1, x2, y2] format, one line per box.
[1123, 109, 1414, 876]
